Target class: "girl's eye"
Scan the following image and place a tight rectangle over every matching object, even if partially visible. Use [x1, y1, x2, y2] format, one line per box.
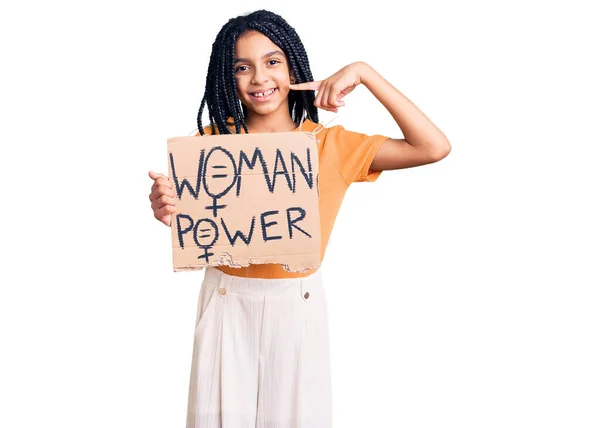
[235, 65, 249, 72]
[268, 59, 280, 65]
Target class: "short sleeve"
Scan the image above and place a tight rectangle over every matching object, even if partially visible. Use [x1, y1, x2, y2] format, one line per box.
[325, 125, 389, 184]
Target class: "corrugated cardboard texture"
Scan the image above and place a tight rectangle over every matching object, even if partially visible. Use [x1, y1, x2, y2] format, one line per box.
[167, 131, 321, 273]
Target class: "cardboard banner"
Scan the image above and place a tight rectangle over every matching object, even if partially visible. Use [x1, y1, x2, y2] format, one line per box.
[167, 131, 321, 273]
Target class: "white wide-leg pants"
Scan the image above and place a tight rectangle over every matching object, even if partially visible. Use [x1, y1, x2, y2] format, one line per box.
[186, 267, 333, 428]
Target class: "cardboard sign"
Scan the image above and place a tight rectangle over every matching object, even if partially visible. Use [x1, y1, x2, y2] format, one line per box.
[167, 131, 321, 273]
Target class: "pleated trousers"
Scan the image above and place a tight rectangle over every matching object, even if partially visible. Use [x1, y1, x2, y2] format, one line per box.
[186, 267, 333, 428]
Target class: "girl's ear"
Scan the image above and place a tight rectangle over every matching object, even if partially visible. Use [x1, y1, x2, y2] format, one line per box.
[290, 74, 296, 84]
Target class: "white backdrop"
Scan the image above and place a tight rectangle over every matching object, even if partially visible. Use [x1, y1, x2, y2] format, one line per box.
[1, 0, 599, 427]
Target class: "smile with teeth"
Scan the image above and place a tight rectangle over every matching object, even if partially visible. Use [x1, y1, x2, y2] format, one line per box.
[251, 88, 276, 98]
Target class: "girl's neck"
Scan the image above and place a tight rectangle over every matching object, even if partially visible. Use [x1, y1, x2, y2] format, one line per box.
[245, 109, 298, 134]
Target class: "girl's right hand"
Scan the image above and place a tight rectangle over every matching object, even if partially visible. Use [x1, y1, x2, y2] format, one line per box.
[148, 171, 176, 227]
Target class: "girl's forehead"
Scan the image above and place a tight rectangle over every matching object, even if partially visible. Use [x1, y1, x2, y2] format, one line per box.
[234, 31, 285, 59]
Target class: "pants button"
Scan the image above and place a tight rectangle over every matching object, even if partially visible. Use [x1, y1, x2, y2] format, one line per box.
[219, 288, 227, 295]
[304, 292, 310, 299]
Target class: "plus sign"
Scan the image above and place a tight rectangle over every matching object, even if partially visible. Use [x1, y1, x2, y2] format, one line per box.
[205, 198, 227, 217]
[197, 248, 214, 262]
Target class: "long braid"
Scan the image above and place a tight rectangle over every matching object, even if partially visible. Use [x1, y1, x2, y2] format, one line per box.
[197, 10, 318, 135]
[224, 27, 248, 134]
[198, 19, 239, 135]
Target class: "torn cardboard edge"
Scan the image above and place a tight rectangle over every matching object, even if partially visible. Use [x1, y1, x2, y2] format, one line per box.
[171, 252, 321, 273]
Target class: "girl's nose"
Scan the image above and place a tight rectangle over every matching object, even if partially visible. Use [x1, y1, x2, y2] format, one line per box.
[251, 67, 269, 85]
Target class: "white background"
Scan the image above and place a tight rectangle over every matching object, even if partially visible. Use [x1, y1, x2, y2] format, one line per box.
[1, 0, 599, 427]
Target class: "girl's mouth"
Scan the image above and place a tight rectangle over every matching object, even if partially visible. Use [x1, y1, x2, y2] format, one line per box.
[250, 88, 277, 102]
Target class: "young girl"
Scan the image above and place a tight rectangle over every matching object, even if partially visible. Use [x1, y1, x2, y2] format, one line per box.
[149, 9, 450, 428]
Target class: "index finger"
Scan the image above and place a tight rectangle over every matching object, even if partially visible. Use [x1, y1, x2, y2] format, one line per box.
[289, 80, 322, 91]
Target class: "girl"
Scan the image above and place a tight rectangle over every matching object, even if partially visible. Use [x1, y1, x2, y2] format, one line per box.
[149, 9, 450, 428]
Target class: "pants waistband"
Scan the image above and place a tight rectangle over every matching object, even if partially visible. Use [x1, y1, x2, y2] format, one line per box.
[203, 267, 322, 300]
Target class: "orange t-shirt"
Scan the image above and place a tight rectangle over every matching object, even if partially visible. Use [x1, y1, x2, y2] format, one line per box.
[194, 119, 389, 278]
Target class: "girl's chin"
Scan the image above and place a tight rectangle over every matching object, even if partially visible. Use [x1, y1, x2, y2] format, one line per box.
[244, 103, 282, 116]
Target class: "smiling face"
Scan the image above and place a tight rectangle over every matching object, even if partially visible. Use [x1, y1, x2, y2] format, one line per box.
[234, 31, 294, 120]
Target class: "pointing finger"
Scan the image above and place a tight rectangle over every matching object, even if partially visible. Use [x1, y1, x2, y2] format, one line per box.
[289, 80, 322, 91]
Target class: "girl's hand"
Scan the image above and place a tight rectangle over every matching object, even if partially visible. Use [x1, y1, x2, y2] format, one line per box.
[148, 170, 176, 227]
[289, 61, 368, 113]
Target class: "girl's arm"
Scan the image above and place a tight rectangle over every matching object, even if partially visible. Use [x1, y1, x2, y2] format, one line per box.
[358, 61, 451, 171]
[290, 61, 451, 171]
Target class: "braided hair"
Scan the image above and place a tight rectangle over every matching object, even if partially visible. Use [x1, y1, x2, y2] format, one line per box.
[197, 9, 318, 135]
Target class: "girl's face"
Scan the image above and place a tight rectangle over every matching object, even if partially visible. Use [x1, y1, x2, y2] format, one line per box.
[234, 31, 293, 118]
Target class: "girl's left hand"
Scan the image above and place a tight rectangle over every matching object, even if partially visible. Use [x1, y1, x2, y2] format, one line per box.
[289, 61, 368, 113]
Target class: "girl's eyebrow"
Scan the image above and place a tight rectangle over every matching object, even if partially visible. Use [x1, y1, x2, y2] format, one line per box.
[234, 50, 284, 63]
